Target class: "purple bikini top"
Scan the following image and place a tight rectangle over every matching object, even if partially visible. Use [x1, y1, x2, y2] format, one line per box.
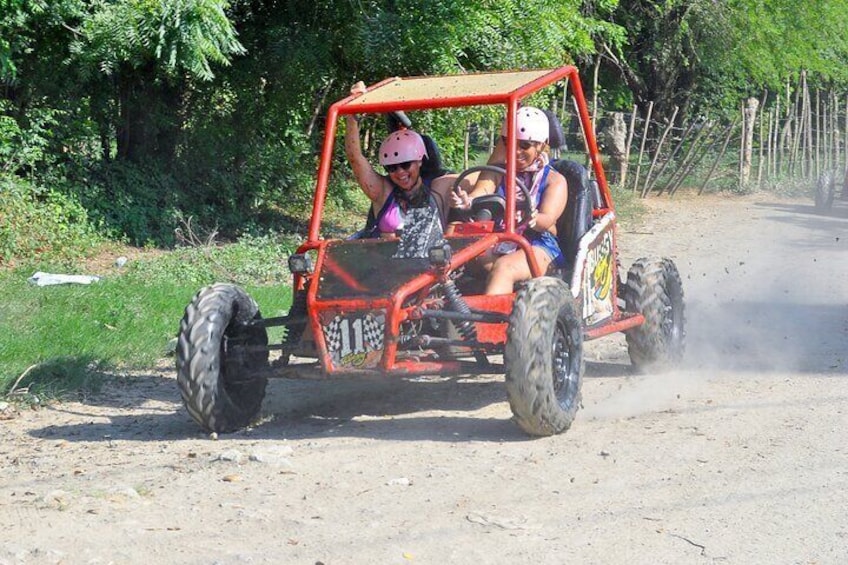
[373, 185, 440, 235]
[377, 197, 406, 233]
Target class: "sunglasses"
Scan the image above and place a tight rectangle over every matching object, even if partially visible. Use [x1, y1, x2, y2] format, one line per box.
[385, 160, 416, 173]
[501, 136, 537, 151]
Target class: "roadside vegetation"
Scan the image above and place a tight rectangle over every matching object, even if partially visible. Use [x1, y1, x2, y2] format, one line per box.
[3, 0, 846, 399]
[0, 190, 300, 399]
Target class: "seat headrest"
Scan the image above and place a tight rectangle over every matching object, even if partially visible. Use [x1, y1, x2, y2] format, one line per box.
[542, 108, 566, 150]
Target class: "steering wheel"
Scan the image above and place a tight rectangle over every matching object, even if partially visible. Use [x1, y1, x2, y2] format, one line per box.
[451, 165, 535, 229]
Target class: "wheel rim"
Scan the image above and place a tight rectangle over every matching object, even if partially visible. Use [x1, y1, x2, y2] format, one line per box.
[220, 324, 258, 390]
[661, 304, 677, 342]
[660, 283, 685, 359]
[552, 319, 577, 409]
[662, 289, 683, 345]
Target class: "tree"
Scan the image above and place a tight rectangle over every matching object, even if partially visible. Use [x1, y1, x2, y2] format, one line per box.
[73, 0, 245, 163]
[599, 0, 848, 123]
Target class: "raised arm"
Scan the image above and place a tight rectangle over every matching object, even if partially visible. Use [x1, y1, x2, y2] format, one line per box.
[344, 82, 387, 203]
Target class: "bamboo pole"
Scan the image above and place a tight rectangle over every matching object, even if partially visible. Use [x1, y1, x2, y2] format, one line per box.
[774, 94, 781, 176]
[651, 118, 699, 196]
[664, 119, 717, 195]
[699, 119, 739, 195]
[757, 90, 768, 187]
[824, 90, 831, 172]
[641, 106, 679, 197]
[739, 101, 746, 185]
[802, 73, 813, 178]
[782, 77, 791, 176]
[667, 120, 718, 196]
[463, 123, 470, 169]
[766, 108, 774, 179]
[815, 88, 821, 177]
[831, 90, 837, 170]
[790, 73, 803, 177]
[839, 94, 843, 172]
[591, 53, 601, 139]
[632, 101, 654, 194]
[758, 104, 766, 188]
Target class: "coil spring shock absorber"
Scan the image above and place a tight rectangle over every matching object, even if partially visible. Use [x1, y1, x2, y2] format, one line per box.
[443, 279, 489, 365]
[442, 279, 477, 341]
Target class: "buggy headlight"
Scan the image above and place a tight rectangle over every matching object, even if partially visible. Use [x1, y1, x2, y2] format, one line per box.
[428, 243, 452, 267]
[288, 253, 313, 274]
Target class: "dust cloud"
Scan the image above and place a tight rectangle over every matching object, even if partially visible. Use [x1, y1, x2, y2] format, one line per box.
[580, 194, 848, 421]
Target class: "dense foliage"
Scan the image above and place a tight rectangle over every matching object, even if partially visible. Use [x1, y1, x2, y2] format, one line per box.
[1, 0, 847, 252]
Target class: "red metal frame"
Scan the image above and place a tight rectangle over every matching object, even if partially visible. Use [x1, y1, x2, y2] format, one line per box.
[307, 66, 613, 245]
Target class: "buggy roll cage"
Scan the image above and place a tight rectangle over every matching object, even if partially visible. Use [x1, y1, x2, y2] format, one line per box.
[307, 66, 612, 243]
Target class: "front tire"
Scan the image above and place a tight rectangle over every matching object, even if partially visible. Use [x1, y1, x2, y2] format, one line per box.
[815, 170, 836, 213]
[176, 284, 269, 433]
[505, 277, 584, 436]
[623, 258, 686, 372]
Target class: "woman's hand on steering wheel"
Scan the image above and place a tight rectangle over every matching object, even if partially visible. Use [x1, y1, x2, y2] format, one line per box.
[451, 187, 472, 210]
[451, 165, 536, 229]
[519, 208, 539, 229]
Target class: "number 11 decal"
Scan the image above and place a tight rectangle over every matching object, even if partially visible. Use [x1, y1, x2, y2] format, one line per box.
[338, 317, 365, 358]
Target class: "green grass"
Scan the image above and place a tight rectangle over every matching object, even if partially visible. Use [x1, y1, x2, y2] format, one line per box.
[0, 239, 297, 400]
[608, 183, 645, 225]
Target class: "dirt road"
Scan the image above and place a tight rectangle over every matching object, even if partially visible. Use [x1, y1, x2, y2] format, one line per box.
[2, 192, 847, 565]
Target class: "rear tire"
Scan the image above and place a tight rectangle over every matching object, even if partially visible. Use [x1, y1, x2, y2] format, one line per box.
[176, 284, 269, 433]
[505, 277, 583, 436]
[815, 170, 836, 213]
[623, 258, 686, 372]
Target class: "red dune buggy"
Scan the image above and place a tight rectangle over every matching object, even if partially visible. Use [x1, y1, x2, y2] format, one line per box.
[176, 66, 686, 436]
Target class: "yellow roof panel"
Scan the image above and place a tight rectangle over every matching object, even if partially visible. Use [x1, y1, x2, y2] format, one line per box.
[341, 69, 564, 111]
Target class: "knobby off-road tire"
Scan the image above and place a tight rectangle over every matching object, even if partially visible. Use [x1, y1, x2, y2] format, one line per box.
[505, 277, 584, 436]
[623, 258, 686, 372]
[176, 284, 269, 433]
[814, 170, 836, 213]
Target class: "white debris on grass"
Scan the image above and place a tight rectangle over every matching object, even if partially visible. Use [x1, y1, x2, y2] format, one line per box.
[28, 272, 101, 286]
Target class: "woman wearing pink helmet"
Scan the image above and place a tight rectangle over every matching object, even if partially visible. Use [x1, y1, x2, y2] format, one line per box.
[451, 106, 568, 295]
[345, 82, 455, 237]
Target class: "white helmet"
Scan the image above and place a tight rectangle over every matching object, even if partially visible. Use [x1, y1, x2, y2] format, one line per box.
[501, 106, 549, 144]
[378, 130, 428, 166]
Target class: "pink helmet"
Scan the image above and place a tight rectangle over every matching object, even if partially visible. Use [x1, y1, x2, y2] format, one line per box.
[378, 130, 428, 166]
[501, 106, 549, 144]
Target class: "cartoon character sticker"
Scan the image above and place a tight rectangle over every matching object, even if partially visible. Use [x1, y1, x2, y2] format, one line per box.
[583, 229, 614, 324]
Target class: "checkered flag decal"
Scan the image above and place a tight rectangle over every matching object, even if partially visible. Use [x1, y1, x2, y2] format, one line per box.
[362, 314, 384, 350]
[323, 315, 343, 353]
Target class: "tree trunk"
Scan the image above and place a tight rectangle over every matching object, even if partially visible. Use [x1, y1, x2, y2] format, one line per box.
[116, 62, 181, 165]
[621, 105, 638, 188]
[605, 112, 628, 185]
[632, 101, 654, 194]
[741, 97, 759, 186]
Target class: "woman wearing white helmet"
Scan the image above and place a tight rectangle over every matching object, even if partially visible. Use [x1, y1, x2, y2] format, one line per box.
[451, 106, 568, 295]
[345, 82, 455, 237]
